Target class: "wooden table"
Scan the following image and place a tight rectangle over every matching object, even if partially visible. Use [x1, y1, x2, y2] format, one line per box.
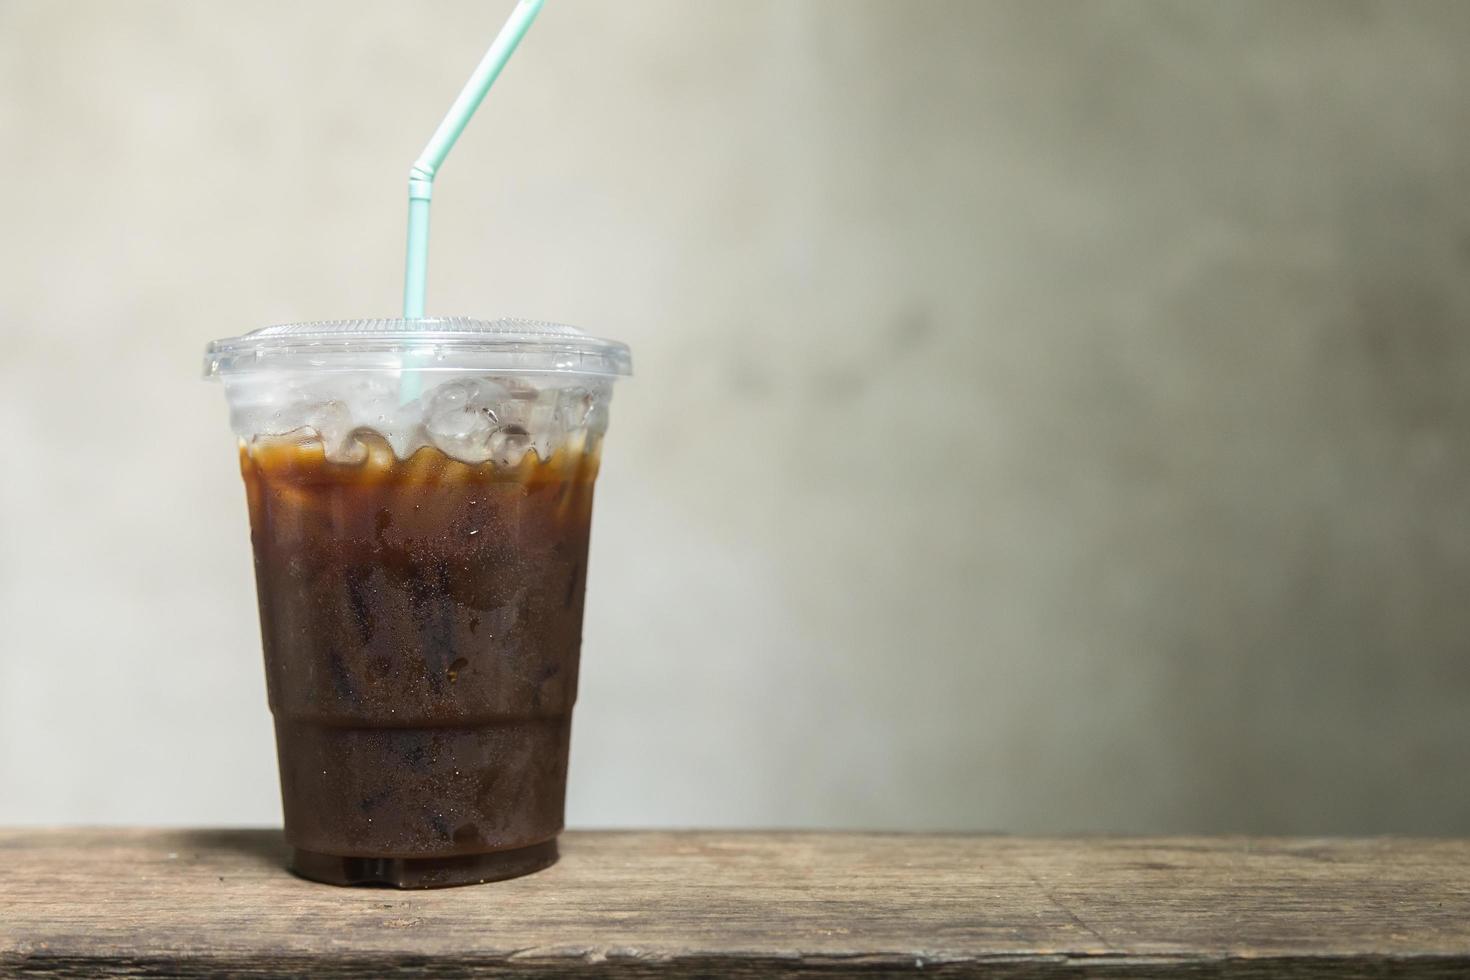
[3, 830, 1469, 977]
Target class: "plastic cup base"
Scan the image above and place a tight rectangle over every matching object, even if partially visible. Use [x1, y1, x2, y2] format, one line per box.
[289, 838, 559, 889]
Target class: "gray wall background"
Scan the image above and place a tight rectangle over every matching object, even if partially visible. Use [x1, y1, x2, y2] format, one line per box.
[2, 0, 1468, 833]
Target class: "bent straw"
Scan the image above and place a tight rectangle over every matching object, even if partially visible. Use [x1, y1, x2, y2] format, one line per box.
[403, 0, 545, 318]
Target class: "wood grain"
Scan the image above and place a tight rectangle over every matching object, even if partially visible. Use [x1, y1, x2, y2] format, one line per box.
[2, 830, 1469, 977]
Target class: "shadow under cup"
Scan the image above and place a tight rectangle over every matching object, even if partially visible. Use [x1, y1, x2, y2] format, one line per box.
[206, 319, 630, 888]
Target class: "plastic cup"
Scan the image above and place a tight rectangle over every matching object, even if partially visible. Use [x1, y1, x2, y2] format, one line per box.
[204, 318, 631, 887]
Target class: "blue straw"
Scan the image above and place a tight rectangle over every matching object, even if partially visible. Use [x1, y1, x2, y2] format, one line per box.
[403, 0, 545, 318]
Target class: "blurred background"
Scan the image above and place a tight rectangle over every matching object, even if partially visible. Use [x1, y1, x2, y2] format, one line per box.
[2, 0, 1469, 834]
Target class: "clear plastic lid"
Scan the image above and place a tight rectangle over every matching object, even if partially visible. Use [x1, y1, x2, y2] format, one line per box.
[204, 317, 632, 379]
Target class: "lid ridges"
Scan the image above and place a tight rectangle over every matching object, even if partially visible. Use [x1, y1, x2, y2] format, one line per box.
[204, 317, 632, 379]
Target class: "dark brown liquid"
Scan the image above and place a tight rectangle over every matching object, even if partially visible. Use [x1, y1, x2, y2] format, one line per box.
[241, 434, 597, 887]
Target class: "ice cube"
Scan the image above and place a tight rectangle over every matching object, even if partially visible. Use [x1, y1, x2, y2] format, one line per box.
[488, 423, 532, 467]
[425, 379, 506, 463]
